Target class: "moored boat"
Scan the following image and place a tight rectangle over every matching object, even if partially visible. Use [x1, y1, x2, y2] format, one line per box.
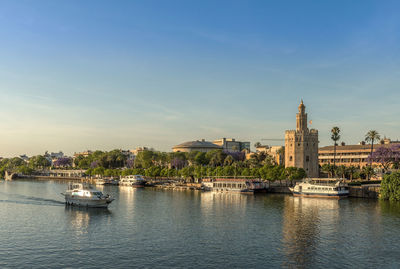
[289, 178, 349, 199]
[95, 177, 120, 185]
[202, 178, 267, 194]
[61, 182, 114, 207]
[119, 175, 146, 187]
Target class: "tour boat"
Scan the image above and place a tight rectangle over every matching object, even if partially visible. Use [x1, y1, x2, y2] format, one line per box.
[119, 175, 147, 187]
[202, 178, 267, 194]
[289, 178, 349, 199]
[61, 182, 114, 207]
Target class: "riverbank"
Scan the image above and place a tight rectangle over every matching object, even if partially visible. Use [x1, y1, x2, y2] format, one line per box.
[4, 176, 382, 199]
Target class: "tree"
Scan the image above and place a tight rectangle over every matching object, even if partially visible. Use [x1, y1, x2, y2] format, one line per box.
[53, 157, 72, 168]
[361, 166, 375, 181]
[194, 152, 208, 166]
[224, 155, 234, 166]
[29, 155, 51, 170]
[93, 167, 105, 176]
[254, 142, 262, 149]
[347, 166, 358, 181]
[285, 167, 306, 185]
[380, 172, 400, 201]
[365, 130, 381, 167]
[321, 164, 335, 178]
[331, 126, 341, 170]
[135, 150, 154, 168]
[367, 144, 400, 171]
[337, 165, 347, 179]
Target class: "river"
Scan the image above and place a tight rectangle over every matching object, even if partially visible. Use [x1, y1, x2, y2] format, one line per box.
[0, 180, 399, 268]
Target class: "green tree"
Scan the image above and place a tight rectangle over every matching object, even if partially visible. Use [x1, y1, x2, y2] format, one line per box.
[93, 167, 105, 176]
[337, 165, 347, 179]
[194, 152, 208, 166]
[365, 130, 381, 167]
[135, 150, 154, 168]
[331, 126, 341, 170]
[224, 155, 234, 166]
[380, 172, 400, 201]
[254, 142, 262, 149]
[29, 155, 51, 170]
[361, 166, 375, 181]
[347, 166, 358, 181]
[321, 164, 334, 178]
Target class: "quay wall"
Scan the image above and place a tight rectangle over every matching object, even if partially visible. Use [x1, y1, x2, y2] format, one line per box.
[348, 185, 381, 199]
[268, 187, 292, 194]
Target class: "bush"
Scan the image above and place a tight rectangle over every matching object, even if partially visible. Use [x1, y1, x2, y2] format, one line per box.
[380, 172, 400, 201]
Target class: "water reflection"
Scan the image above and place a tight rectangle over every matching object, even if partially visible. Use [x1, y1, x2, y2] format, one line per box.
[281, 196, 340, 268]
[64, 206, 111, 235]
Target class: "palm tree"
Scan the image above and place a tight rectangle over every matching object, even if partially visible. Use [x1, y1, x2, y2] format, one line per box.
[347, 166, 358, 181]
[331, 127, 341, 171]
[362, 166, 375, 181]
[254, 142, 262, 150]
[365, 130, 380, 167]
[337, 165, 347, 179]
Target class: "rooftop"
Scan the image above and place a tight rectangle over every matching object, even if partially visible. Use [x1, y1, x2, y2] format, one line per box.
[173, 140, 222, 149]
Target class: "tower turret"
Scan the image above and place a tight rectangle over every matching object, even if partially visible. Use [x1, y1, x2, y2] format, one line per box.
[296, 99, 308, 132]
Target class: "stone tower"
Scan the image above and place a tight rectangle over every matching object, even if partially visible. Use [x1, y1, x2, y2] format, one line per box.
[285, 100, 319, 178]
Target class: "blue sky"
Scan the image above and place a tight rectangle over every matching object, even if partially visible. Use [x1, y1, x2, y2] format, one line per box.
[0, 0, 399, 157]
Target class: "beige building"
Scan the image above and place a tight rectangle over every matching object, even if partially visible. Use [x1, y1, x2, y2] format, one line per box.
[213, 138, 250, 152]
[256, 145, 285, 165]
[172, 139, 222, 153]
[319, 138, 400, 168]
[285, 100, 319, 177]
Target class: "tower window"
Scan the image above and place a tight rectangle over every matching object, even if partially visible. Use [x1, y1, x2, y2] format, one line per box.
[290, 156, 293, 161]
[298, 143, 300, 146]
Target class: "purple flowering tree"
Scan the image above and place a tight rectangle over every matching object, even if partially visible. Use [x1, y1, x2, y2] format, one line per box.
[368, 145, 400, 170]
[171, 158, 186, 169]
[53, 157, 72, 168]
[90, 161, 99, 168]
[126, 159, 134, 168]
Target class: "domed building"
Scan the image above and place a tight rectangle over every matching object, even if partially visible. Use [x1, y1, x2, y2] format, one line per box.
[172, 139, 222, 153]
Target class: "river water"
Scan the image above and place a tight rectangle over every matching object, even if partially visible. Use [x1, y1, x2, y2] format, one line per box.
[0, 180, 399, 268]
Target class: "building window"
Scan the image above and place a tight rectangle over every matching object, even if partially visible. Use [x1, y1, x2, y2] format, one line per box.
[306, 156, 310, 162]
[298, 143, 300, 146]
[290, 156, 293, 161]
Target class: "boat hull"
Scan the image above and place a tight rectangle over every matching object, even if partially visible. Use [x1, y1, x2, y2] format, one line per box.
[120, 182, 146, 187]
[64, 196, 114, 208]
[292, 192, 348, 199]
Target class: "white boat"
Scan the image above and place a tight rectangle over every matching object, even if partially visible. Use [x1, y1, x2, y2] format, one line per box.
[289, 178, 349, 199]
[105, 178, 120, 185]
[61, 182, 114, 207]
[202, 178, 267, 193]
[119, 175, 146, 187]
[95, 178, 120, 185]
[95, 178, 106, 185]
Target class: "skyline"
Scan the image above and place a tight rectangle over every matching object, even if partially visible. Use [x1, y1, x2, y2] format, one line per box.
[1, 1, 400, 157]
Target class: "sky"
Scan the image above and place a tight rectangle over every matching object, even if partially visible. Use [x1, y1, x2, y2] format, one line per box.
[0, 0, 399, 157]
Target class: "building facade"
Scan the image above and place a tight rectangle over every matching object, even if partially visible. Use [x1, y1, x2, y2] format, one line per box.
[319, 139, 400, 167]
[285, 100, 319, 177]
[213, 138, 250, 152]
[256, 145, 285, 165]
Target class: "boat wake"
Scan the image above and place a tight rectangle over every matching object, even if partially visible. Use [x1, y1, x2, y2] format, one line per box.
[0, 192, 65, 206]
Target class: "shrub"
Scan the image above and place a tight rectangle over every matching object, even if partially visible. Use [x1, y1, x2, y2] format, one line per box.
[380, 172, 400, 201]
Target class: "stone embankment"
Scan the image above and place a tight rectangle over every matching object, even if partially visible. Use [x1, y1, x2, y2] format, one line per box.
[348, 185, 381, 199]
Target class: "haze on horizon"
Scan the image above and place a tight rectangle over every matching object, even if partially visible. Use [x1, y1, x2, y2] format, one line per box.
[0, 0, 399, 158]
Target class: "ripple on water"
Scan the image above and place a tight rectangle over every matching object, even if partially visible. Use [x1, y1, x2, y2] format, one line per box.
[1, 181, 400, 268]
